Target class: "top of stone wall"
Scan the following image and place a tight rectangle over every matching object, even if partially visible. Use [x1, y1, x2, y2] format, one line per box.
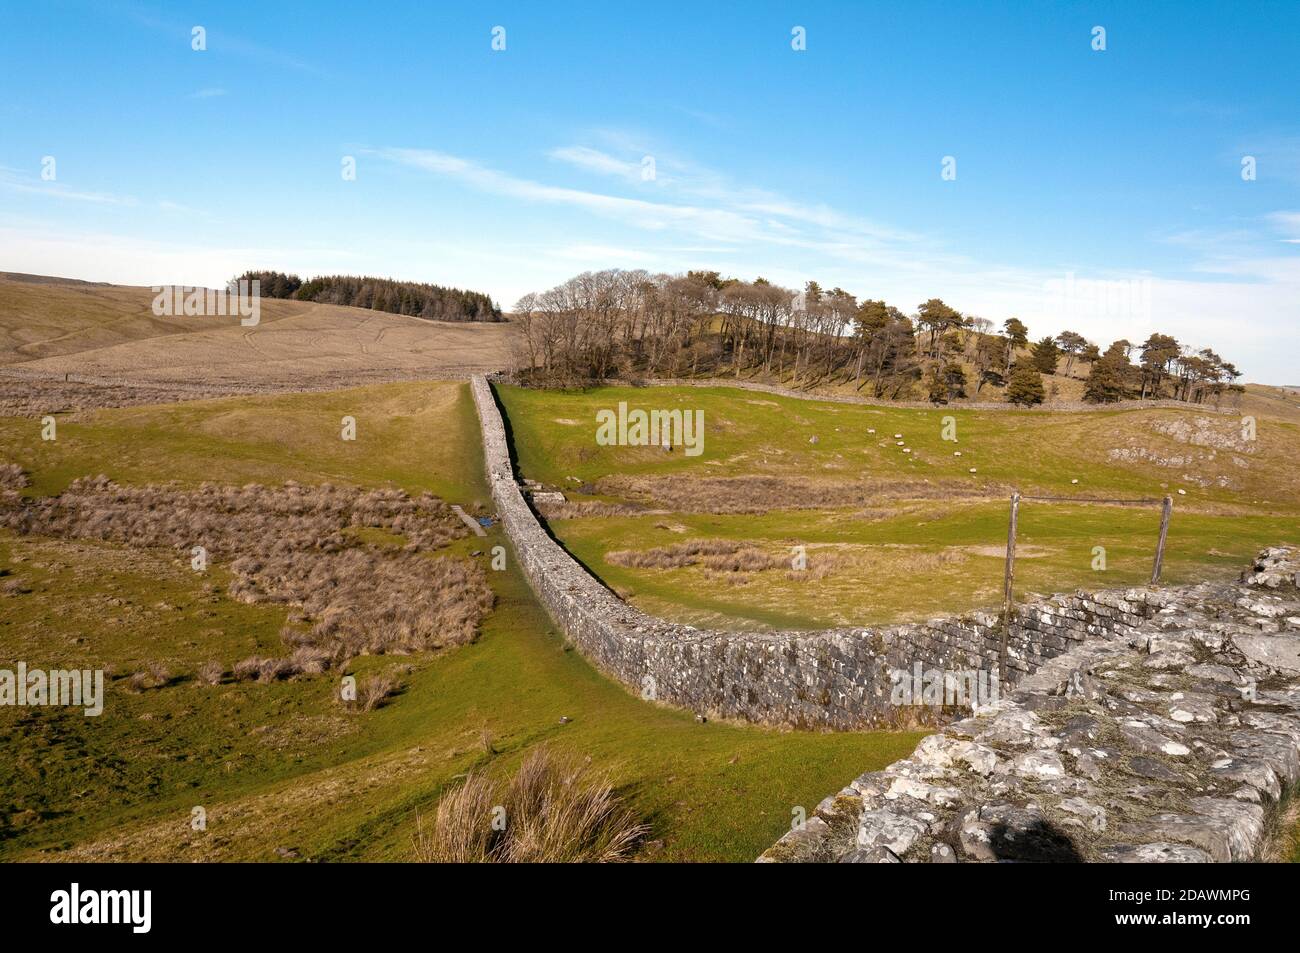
[759, 548, 1300, 863]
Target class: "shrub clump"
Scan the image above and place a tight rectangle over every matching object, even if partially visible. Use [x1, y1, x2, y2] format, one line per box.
[412, 749, 648, 863]
[0, 478, 495, 667]
[338, 672, 403, 713]
[607, 538, 791, 573]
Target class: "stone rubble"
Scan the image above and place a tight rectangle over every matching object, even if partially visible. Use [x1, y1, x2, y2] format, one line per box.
[759, 548, 1300, 863]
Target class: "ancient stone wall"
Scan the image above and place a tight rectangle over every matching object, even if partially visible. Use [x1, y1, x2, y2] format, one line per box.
[760, 549, 1300, 863]
[471, 375, 1170, 729]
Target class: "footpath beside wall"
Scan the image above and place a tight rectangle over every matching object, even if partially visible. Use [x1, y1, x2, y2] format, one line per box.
[471, 374, 1178, 729]
[760, 548, 1300, 863]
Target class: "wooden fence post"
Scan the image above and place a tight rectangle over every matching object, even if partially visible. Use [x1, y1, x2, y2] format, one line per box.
[1151, 495, 1173, 584]
[1000, 492, 1020, 684]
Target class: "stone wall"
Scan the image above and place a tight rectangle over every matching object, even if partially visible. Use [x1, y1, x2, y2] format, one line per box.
[760, 549, 1300, 863]
[471, 374, 1171, 729]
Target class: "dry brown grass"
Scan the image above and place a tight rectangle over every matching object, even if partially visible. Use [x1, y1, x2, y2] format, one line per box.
[607, 538, 789, 572]
[0, 462, 26, 491]
[607, 538, 972, 584]
[595, 473, 998, 514]
[337, 673, 402, 713]
[197, 660, 225, 685]
[536, 500, 657, 520]
[232, 656, 271, 682]
[412, 748, 648, 863]
[1, 477, 494, 667]
[123, 662, 171, 693]
[0, 274, 519, 401]
[2, 476, 464, 552]
[0, 577, 28, 597]
[0, 275, 517, 397]
[0, 376, 248, 416]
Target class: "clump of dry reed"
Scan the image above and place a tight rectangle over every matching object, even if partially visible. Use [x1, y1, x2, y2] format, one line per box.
[412, 748, 648, 863]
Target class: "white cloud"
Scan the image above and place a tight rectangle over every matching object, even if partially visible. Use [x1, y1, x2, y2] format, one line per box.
[548, 146, 644, 183]
[0, 169, 136, 206]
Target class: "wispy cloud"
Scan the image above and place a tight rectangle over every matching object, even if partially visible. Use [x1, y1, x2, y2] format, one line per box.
[549, 146, 645, 183]
[0, 169, 136, 206]
[375, 144, 935, 274]
[1268, 210, 1300, 241]
[121, 5, 322, 75]
[190, 87, 227, 99]
[373, 146, 774, 242]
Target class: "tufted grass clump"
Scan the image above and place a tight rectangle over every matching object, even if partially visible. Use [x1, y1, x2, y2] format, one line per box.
[412, 748, 648, 863]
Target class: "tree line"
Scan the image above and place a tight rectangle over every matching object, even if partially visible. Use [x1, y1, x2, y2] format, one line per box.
[235, 270, 502, 322]
[512, 268, 1243, 406]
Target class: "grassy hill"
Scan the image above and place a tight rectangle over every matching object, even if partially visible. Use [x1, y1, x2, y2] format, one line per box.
[498, 382, 1300, 630]
[0, 273, 519, 387]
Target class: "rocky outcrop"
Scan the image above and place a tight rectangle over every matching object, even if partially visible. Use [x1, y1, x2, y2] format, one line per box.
[759, 548, 1300, 863]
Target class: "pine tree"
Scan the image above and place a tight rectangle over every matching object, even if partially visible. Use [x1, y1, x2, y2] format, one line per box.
[1084, 341, 1135, 402]
[1007, 362, 1046, 406]
[1030, 336, 1060, 374]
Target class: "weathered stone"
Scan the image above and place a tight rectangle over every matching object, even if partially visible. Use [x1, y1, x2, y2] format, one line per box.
[1143, 649, 1197, 669]
[885, 776, 962, 807]
[839, 846, 899, 863]
[1119, 721, 1190, 757]
[1071, 751, 1103, 781]
[929, 842, 958, 863]
[1127, 756, 1180, 782]
[1226, 729, 1300, 786]
[1100, 842, 1213, 863]
[1233, 633, 1300, 674]
[1011, 750, 1066, 780]
[958, 804, 1079, 862]
[1185, 662, 1239, 684]
[976, 709, 1050, 748]
[1168, 693, 1218, 724]
[1209, 758, 1281, 800]
[1132, 798, 1264, 863]
[1058, 797, 1107, 832]
[856, 809, 927, 856]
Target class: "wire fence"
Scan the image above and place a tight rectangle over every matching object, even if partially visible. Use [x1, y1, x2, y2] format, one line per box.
[998, 490, 1174, 682]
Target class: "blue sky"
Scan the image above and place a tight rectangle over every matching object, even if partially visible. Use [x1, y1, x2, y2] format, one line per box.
[2, 1, 1298, 381]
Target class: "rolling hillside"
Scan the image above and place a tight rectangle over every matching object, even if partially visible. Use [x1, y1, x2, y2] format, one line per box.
[0, 273, 520, 389]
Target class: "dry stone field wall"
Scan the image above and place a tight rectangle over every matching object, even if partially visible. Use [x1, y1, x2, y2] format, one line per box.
[761, 549, 1300, 863]
[473, 375, 1179, 729]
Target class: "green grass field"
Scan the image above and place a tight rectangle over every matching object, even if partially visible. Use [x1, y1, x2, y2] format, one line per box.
[497, 383, 1300, 629]
[0, 381, 922, 862]
[0, 380, 489, 504]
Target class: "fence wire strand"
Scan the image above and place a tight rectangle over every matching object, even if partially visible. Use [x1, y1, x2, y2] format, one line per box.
[1018, 495, 1166, 505]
